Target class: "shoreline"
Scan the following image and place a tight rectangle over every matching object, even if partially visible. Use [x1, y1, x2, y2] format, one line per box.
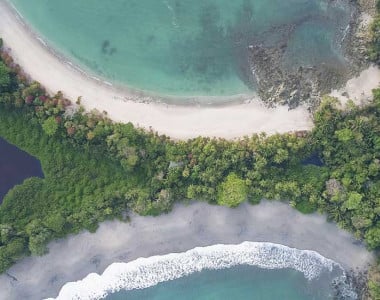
[0, 0, 312, 139]
[1, 1, 380, 139]
[49, 242, 352, 300]
[1, 1, 379, 139]
[0, 201, 374, 300]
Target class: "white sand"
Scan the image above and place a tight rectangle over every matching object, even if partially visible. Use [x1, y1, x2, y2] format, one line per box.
[0, 0, 315, 140]
[330, 65, 380, 106]
[0, 201, 373, 300]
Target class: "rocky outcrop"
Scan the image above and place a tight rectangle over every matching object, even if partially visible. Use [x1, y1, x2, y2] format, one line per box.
[243, 0, 376, 109]
[248, 43, 349, 109]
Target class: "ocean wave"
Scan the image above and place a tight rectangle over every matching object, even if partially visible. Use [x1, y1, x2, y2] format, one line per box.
[46, 242, 350, 300]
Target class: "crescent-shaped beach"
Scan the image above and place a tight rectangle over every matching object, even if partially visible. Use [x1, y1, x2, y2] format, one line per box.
[1, 0, 380, 139]
[2, 0, 379, 141]
[0, 201, 374, 300]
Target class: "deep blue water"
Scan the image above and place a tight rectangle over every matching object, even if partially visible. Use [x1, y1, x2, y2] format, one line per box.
[0, 137, 44, 203]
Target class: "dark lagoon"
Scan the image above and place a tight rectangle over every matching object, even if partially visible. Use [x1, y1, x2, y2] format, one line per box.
[0, 137, 43, 203]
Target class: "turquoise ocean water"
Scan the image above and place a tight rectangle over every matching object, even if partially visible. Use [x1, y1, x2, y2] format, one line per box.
[9, 0, 353, 99]
[107, 266, 336, 300]
[48, 243, 354, 300]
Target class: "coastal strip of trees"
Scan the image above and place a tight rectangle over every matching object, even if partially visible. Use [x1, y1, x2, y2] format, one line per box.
[1, 9, 380, 296]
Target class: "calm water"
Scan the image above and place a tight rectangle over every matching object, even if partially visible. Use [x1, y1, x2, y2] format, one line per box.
[0, 137, 43, 202]
[10, 0, 354, 99]
[107, 266, 336, 300]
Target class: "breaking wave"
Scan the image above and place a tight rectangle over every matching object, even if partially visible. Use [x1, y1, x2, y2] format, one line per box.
[46, 242, 355, 300]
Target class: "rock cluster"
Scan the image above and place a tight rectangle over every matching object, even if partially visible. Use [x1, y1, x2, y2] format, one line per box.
[248, 43, 349, 109]
[244, 0, 375, 109]
[332, 268, 370, 300]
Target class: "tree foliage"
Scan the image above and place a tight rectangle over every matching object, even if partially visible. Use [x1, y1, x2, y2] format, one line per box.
[217, 173, 248, 207]
[0, 62, 11, 92]
[42, 117, 58, 136]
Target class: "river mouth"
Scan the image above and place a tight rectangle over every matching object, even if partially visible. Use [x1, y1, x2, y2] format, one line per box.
[8, 0, 364, 105]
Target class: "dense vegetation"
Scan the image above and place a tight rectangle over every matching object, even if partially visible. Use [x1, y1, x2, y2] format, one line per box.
[1, 26, 380, 297]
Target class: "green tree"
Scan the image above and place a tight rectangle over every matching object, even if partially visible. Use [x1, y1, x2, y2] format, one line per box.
[365, 225, 380, 250]
[44, 213, 66, 233]
[335, 128, 354, 143]
[0, 62, 11, 92]
[6, 238, 26, 259]
[0, 247, 12, 273]
[343, 192, 363, 211]
[0, 224, 14, 244]
[217, 173, 248, 207]
[42, 117, 58, 136]
[28, 231, 51, 256]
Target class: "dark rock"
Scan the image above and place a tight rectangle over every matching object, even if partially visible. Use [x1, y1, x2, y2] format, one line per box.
[332, 269, 370, 300]
[240, 0, 372, 110]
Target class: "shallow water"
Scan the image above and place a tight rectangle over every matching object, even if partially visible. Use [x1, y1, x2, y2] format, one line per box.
[107, 266, 335, 300]
[9, 0, 354, 99]
[0, 137, 43, 203]
[48, 242, 356, 300]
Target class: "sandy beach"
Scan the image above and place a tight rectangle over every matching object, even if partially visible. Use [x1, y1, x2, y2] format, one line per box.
[1, 1, 379, 139]
[0, 201, 373, 300]
[0, 1, 379, 140]
[0, 0, 313, 140]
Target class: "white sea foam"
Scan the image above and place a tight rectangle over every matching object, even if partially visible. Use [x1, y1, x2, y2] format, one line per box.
[45, 242, 347, 300]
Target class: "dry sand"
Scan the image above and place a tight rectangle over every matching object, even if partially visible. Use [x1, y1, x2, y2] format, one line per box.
[331, 65, 380, 106]
[0, 201, 373, 300]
